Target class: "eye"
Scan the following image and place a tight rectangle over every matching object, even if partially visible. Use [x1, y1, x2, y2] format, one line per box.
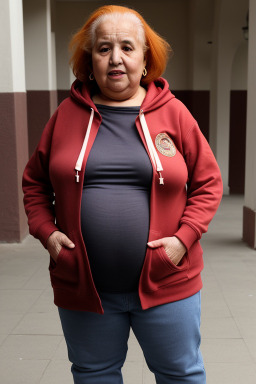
[122, 46, 132, 52]
[99, 47, 110, 53]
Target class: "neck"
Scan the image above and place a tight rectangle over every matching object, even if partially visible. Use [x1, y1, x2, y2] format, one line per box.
[93, 86, 146, 107]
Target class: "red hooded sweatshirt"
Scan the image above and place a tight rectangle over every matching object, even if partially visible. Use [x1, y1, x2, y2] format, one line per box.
[22, 78, 223, 313]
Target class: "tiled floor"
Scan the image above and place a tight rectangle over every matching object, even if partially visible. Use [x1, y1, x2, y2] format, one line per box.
[0, 195, 256, 383]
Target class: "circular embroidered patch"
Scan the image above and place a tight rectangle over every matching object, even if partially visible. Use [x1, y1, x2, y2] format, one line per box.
[155, 133, 176, 157]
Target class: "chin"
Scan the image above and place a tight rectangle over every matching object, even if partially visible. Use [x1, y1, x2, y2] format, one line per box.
[107, 86, 130, 96]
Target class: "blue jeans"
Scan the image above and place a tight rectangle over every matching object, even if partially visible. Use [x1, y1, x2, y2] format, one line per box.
[58, 291, 206, 384]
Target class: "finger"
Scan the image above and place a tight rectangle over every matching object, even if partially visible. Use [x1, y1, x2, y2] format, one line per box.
[59, 234, 75, 249]
[147, 239, 163, 248]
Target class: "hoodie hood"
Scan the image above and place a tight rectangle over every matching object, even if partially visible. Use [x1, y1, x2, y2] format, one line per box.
[70, 77, 175, 112]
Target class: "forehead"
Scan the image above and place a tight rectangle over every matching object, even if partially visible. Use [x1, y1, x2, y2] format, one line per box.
[95, 17, 140, 42]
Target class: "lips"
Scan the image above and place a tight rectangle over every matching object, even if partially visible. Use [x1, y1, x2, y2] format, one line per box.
[108, 70, 125, 76]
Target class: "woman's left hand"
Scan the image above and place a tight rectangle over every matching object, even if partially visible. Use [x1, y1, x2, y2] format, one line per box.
[147, 236, 186, 266]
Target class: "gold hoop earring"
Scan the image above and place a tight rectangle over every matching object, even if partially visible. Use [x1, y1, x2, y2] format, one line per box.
[142, 67, 147, 77]
[89, 72, 94, 81]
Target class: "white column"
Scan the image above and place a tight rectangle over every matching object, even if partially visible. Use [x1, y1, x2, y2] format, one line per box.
[209, 0, 249, 195]
[23, 0, 57, 155]
[243, 0, 256, 248]
[0, 0, 28, 241]
[0, 0, 26, 93]
[209, 0, 232, 195]
[23, 0, 56, 91]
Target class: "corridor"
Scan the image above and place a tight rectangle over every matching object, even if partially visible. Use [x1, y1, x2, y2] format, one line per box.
[0, 195, 255, 383]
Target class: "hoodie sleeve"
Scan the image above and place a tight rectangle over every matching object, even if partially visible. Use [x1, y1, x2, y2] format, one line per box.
[174, 122, 223, 251]
[22, 111, 59, 248]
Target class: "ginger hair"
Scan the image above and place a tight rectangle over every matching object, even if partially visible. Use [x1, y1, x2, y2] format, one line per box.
[69, 5, 171, 86]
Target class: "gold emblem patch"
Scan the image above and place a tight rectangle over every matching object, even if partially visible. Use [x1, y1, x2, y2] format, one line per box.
[155, 133, 176, 157]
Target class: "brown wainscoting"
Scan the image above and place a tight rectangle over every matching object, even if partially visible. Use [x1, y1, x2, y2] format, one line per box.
[243, 206, 256, 249]
[229, 91, 247, 195]
[173, 90, 210, 142]
[0, 92, 29, 242]
[27, 90, 57, 157]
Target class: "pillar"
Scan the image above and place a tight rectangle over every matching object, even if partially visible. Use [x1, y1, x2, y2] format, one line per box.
[0, 0, 29, 242]
[23, 0, 57, 156]
[243, 0, 256, 248]
[209, 0, 248, 195]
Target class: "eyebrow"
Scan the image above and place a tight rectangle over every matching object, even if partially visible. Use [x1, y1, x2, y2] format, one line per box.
[97, 39, 135, 47]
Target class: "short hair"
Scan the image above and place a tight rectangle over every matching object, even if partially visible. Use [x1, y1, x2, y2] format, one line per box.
[69, 5, 171, 86]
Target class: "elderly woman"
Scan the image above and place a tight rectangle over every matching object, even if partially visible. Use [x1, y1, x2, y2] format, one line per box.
[23, 5, 223, 384]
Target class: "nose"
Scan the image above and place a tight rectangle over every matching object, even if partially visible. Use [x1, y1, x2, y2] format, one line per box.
[110, 46, 122, 65]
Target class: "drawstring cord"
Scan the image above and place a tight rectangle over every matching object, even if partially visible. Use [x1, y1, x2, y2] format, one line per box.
[139, 110, 164, 185]
[75, 108, 94, 183]
[74, 107, 164, 185]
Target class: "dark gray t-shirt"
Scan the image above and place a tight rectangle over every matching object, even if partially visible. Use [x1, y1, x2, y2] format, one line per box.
[81, 104, 152, 292]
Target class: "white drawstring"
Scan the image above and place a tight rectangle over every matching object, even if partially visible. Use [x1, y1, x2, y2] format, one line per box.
[74, 107, 164, 185]
[139, 110, 164, 185]
[75, 108, 94, 182]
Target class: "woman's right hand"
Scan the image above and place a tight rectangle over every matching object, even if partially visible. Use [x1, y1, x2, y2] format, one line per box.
[46, 231, 75, 262]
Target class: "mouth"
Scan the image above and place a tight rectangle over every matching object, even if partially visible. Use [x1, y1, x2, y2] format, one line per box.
[108, 70, 125, 77]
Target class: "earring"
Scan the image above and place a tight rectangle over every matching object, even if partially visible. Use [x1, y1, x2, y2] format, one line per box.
[142, 67, 147, 77]
[89, 72, 94, 81]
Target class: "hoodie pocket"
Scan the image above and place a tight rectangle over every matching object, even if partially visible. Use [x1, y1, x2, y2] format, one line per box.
[49, 231, 78, 289]
[140, 230, 189, 292]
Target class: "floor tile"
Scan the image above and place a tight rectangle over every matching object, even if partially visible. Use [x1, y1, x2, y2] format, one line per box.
[0, 275, 30, 289]
[51, 337, 68, 360]
[234, 317, 256, 338]
[201, 338, 253, 363]
[0, 313, 24, 334]
[0, 334, 7, 345]
[12, 311, 63, 335]
[0, 290, 42, 314]
[39, 360, 72, 384]
[122, 361, 143, 384]
[28, 288, 56, 313]
[142, 364, 155, 384]
[224, 290, 256, 317]
[205, 362, 256, 384]
[201, 317, 241, 339]
[126, 336, 144, 362]
[244, 338, 256, 363]
[0, 335, 62, 360]
[0, 257, 43, 278]
[0, 359, 49, 384]
[201, 290, 231, 318]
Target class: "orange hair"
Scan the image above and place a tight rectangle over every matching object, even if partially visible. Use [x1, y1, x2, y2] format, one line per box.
[69, 5, 171, 86]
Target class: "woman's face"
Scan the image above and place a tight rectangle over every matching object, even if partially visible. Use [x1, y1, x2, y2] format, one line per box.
[91, 16, 146, 102]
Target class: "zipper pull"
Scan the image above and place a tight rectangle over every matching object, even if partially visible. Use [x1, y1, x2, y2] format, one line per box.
[75, 170, 80, 183]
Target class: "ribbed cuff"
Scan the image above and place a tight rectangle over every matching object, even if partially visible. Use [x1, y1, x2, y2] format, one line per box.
[34, 222, 59, 249]
[174, 223, 199, 251]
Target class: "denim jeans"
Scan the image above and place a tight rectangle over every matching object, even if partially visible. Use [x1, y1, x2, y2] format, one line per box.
[58, 291, 206, 384]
